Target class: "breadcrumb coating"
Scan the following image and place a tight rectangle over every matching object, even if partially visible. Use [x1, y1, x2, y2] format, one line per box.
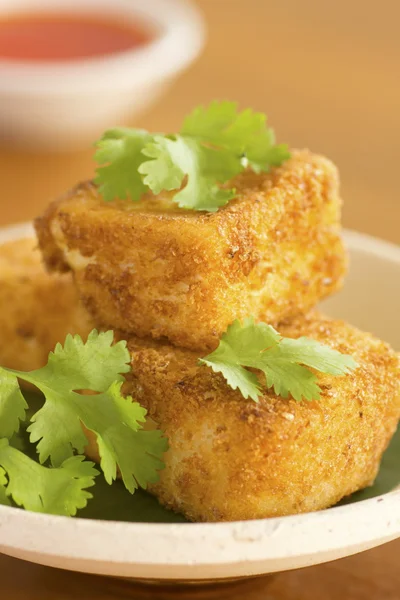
[101, 312, 399, 522]
[35, 150, 347, 350]
[0, 238, 93, 372]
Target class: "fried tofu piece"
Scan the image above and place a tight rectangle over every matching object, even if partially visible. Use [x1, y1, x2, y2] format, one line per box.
[0, 238, 93, 372]
[89, 312, 400, 522]
[35, 150, 347, 350]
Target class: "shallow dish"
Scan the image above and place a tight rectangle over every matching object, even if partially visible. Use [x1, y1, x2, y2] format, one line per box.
[0, 224, 399, 581]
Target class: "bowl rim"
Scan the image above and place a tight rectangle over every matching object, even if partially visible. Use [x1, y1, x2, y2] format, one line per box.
[0, 222, 399, 578]
[0, 0, 205, 95]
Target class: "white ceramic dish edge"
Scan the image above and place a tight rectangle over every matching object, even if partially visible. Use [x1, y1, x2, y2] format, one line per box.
[1, 489, 399, 580]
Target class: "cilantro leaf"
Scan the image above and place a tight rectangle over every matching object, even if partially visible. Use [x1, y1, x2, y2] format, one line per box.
[73, 381, 167, 492]
[95, 128, 152, 201]
[139, 135, 186, 195]
[279, 336, 358, 376]
[182, 100, 286, 169]
[94, 101, 290, 211]
[2, 331, 166, 495]
[200, 318, 358, 402]
[259, 359, 322, 402]
[0, 330, 167, 515]
[140, 136, 239, 211]
[199, 318, 279, 400]
[0, 368, 28, 439]
[181, 101, 243, 144]
[21, 330, 130, 466]
[0, 466, 10, 506]
[28, 380, 167, 492]
[245, 139, 291, 174]
[0, 439, 97, 516]
[34, 330, 131, 393]
[28, 392, 87, 467]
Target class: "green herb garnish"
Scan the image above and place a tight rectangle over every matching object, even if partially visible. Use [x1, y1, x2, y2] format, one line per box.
[200, 318, 358, 402]
[0, 331, 167, 516]
[94, 101, 290, 212]
[0, 444, 96, 515]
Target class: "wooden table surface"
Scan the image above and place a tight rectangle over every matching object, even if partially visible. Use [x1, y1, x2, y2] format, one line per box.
[0, 0, 399, 597]
[2, 538, 400, 599]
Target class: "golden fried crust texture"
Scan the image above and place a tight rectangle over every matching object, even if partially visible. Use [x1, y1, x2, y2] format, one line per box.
[0, 238, 93, 372]
[108, 313, 400, 522]
[35, 150, 347, 350]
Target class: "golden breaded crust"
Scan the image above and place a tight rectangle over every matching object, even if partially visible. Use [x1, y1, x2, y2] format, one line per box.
[0, 238, 93, 372]
[35, 150, 347, 350]
[95, 312, 399, 522]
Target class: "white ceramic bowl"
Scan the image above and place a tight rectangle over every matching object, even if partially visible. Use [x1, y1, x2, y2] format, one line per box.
[0, 0, 205, 149]
[0, 224, 399, 582]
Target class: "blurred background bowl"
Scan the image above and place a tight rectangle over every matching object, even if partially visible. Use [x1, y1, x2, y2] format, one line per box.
[0, 0, 205, 150]
[1, 0, 399, 244]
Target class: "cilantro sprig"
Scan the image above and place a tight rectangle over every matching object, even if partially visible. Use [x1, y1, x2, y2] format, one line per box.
[0, 466, 10, 506]
[95, 101, 290, 212]
[0, 331, 167, 516]
[200, 318, 358, 402]
[0, 442, 97, 516]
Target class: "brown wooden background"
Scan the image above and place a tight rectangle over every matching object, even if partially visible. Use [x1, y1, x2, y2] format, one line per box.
[1, 0, 400, 597]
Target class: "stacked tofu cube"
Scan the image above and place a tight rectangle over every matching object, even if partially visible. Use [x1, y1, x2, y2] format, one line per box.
[37, 151, 346, 350]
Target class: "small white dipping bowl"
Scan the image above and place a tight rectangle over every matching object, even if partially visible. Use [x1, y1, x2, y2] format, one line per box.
[0, 0, 205, 149]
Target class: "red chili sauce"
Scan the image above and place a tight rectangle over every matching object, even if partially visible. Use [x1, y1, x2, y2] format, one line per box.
[0, 13, 151, 62]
